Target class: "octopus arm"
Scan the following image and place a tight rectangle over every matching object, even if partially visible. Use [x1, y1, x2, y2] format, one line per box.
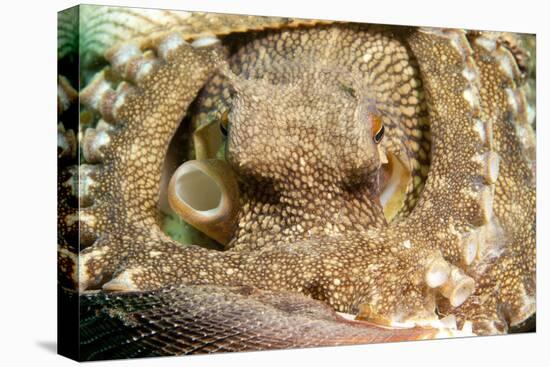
[74, 34, 226, 290]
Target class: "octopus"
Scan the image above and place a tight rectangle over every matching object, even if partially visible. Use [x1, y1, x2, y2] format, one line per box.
[57, 6, 536, 360]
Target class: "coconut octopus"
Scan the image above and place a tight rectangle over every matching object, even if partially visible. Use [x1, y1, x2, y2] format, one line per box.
[57, 6, 536, 360]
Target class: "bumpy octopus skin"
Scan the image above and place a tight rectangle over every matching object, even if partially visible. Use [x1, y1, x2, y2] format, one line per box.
[58, 10, 536, 358]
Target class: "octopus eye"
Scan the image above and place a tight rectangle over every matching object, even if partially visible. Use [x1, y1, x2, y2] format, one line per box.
[220, 111, 229, 137]
[374, 126, 385, 144]
[371, 114, 384, 144]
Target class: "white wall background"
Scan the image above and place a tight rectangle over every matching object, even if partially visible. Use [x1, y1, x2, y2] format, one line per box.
[0, 0, 546, 366]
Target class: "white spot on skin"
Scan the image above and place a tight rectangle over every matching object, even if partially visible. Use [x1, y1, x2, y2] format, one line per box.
[191, 36, 220, 48]
[449, 33, 470, 55]
[362, 52, 372, 62]
[527, 105, 535, 125]
[481, 186, 494, 223]
[475, 37, 496, 52]
[81, 248, 106, 261]
[462, 88, 478, 109]
[113, 94, 127, 115]
[473, 119, 486, 143]
[402, 240, 412, 249]
[471, 152, 499, 184]
[136, 61, 154, 81]
[94, 130, 111, 149]
[65, 212, 96, 227]
[487, 152, 500, 184]
[426, 258, 450, 288]
[498, 54, 515, 79]
[505, 88, 519, 114]
[111, 43, 140, 69]
[158, 34, 185, 60]
[336, 312, 356, 321]
[461, 66, 477, 82]
[88, 79, 111, 110]
[75, 166, 97, 197]
[95, 120, 113, 132]
[463, 235, 478, 265]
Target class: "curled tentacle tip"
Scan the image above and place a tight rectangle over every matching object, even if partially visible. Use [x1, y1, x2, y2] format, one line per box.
[425, 257, 451, 288]
[439, 266, 475, 307]
[168, 159, 240, 246]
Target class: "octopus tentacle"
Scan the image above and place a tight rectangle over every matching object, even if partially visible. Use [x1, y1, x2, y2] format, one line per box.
[404, 28, 496, 240]
[58, 75, 80, 288]
[347, 28, 496, 324]
[85, 27, 483, 323]
[440, 32, 536, 334]
[58, 166, 79, 287]
[59, 14, 535, 356]
[61, 5, 331, 68]
[76, 33, 225, 290]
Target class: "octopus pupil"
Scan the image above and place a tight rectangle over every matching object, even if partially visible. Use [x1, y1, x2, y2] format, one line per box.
[374, 126, 384, 143]
[220, 121, 228, 136]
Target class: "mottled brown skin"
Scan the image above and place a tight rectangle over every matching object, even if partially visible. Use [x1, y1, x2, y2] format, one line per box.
[59, 15, 535, 356]
[403, 30, 535, 333]
[225, 65, 387, 251]
[195, 25, 431, 221]
[439, 33, 536, 333]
